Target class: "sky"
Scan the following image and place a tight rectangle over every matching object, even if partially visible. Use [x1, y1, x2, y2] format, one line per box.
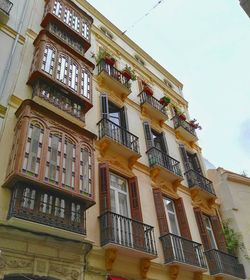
[87, 0, 250, 176]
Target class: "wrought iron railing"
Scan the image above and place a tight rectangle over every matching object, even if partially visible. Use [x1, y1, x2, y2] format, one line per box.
[146, 147, 182, 177]
[97, 59, 130, 89]
[160, 233, 207, 269]
[139, 91, 167, 115]
[99, 211, 157, 256]
[172, 115, 197, 138]
[32, 81, 85, 122]
[205, 249, 246, 279]
[8, 185, 86, 234]
[97, 118, 140, 154]
[185, 169, 215, 195]
[0, 0, 13, 15]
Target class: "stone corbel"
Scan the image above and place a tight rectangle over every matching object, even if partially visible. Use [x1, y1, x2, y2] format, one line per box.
[99, 139, 110, 157]
[96, 76, 105, 87]
[105, 248, 117, 272]
[193, 272, 203, 280]
[159, 119, 164, 128]
[150, 167, 160, 183]
[128, 155, 138, 170]
[172, 180, 181, 193]
[175, 131, 181, 140]
[168, 265, 179, 280]
[140, 259, 151, 279]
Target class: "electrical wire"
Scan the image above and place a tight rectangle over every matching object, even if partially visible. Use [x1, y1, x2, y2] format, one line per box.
[122, 0, 166, 34]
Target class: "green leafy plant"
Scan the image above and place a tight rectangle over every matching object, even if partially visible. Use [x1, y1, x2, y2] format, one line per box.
[122, 65, 137, 81]
[95, 49, 115, 65]
[222, 219, 241, 255]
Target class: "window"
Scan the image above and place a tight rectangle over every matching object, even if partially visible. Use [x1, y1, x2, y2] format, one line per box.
[64, 8, 72, 25]
[100, 26, 113, 40]
[82, 22, 90, 40]
[41, 46, 55, 75]
[134, 54, 145, 66]
[79, 148, 92, 194]
[54, 197, 65, 218]
[40, 193, 53, 214]
[71, 203, 81, 222]
[45, 133, 61, 184]
[62, 138, 75, 188]
[164, 197, 180, 235]
[203, 215, 217, 249]
[81, 69, 90, 99]
[23, 123, 43, 176]
[21, 187, 36, 209]
[53, 0, 62, 17]
[72, 14, 80, 32]
[69, 62, 78, 91]
[57, 55, 68, 84]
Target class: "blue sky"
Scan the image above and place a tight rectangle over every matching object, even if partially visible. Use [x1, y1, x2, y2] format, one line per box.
[87, 0, 250, 175]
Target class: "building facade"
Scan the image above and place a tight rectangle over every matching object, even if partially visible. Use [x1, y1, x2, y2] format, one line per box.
[208, 168, 250, 279]
[0, 0, 246, 280]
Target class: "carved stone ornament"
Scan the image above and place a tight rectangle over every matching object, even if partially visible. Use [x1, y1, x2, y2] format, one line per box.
[49, 263, 80, 280]
[190, 189, 216, 215]
[105, 248, 117, 272]
[193, 272, 203, 280]
[140, 259, 151, 279]
[0, 256, 33, 269]
[168, 265, 179, 280]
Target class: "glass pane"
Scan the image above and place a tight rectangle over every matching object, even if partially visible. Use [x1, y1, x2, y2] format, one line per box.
[119, 192, 129, 217]
[110, 189, 116, 213]
[169, 212, 179, 235]
[65, 141, 73, 186]
[49, 135, 60, 180]
[166, 198, 175, 212]
[27, 126, 40, 173]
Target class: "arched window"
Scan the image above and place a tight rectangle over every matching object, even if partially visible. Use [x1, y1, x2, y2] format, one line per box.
[62, 138, 76, 188]
[80, 68, 90, 99]
[41, 45, 55, 75]
[79, 147, 92, 194]
[22, 122, 44, 176]
[68, 61, 79, 91]
[21, 187, 36, 209]
[45, 132, 62, 184]
[53, 0, 62, 17]
[57, 54, 68, 84]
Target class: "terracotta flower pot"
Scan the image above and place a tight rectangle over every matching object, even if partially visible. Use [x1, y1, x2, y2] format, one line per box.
[122, 70, 132, 80]
[179, 114, 186, 121]
[105, 57, 116, 66]
[160, 98, 170, 106]
[144, 86, 153, 96]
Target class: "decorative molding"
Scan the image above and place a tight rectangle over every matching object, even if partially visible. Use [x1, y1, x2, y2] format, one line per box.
[8, 95, 23, 108]
[0, 255, 33, 270]
[168, 265, 179, 280]
[190, 189, 216, 216]
[0, 24, 25, 44]
[0, 104, 7, 117]
[105, 248, 117, 272]
[140, 259, 151, 279]
[49, 262, 80, 280]
[26, 28, 38, 40]
[193, 272, 203, 280]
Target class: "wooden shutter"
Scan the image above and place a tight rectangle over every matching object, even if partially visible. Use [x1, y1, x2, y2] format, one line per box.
[100, 93, 109, 119]
[175, 197, 192, 240]
[99, 162, 111, 213]
[189, 153, 203, 174]
[153, 188, 169, 236]
[210, 215, 228, 252]
[179, 144, 191, 171]
[128, 177, 143, 222]
[193, 207, 211, 250]
[120, 106, 128, 130]
[143, 121, 154, 151]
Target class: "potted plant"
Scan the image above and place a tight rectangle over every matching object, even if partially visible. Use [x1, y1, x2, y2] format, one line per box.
[189, 118, 202, 130]
[159, 96, 171, 106]
[143, 84, 153, 96]
[95, 49, 116, 66]
[122, 65, 137, 81]
[179, 113, 186, 121]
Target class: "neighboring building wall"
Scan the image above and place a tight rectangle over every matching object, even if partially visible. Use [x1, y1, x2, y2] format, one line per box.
[208, 168, 250, 279]
[240, 0, 250, 17]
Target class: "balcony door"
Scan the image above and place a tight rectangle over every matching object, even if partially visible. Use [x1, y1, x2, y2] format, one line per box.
[101, 94, 129, 146]
[110, 172, 132, 246]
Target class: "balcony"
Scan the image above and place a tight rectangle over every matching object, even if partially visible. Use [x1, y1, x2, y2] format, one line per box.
[32, 80, 85, 125]
[0, 0, 13, 24]
[146, 147, 182, 183]
[205, 249, 246, 279]
[139, 91, 168, 124]
[172, 115, 198, 142]
[185, 170, 216, 200]
[8, 183, 86, 237]
[97, 118, 140, 167]
[99, 211, 157, 259]
[41, 0, 93, 53]
[27, 32, 93, 114]
[96, 59, 131, 101]
[160, 233, 207, 272]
